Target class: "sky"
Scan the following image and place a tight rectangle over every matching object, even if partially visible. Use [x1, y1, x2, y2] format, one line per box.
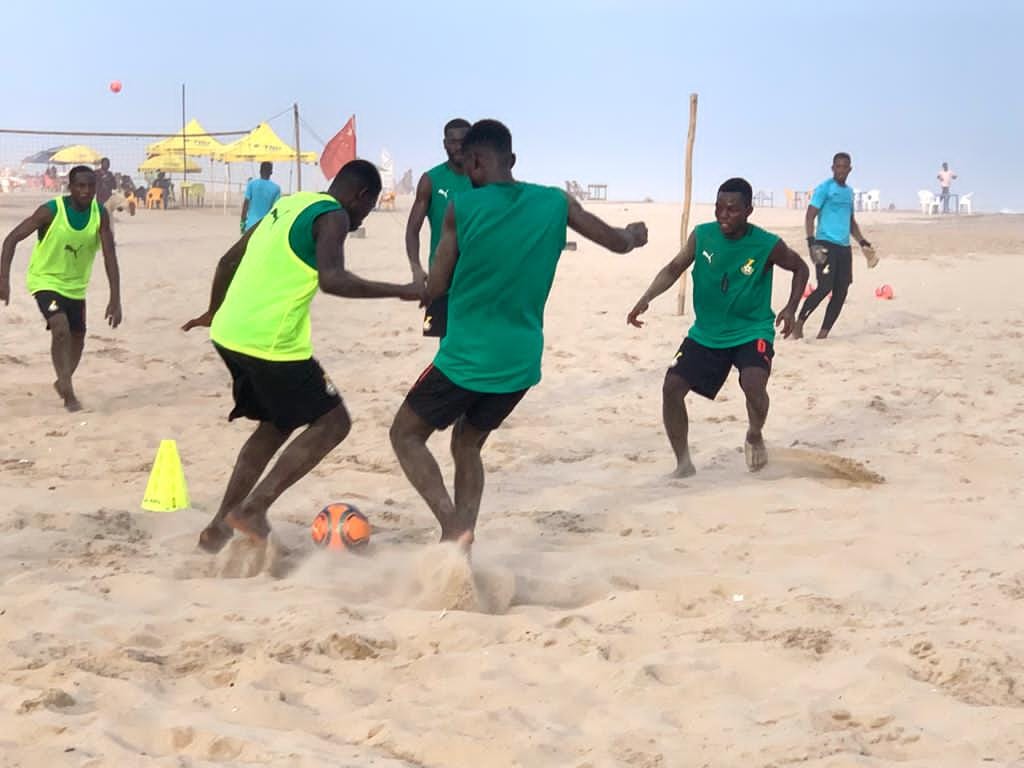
[1, 0, 1020, 211]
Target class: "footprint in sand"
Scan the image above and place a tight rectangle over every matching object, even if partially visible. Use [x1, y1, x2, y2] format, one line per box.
[757, 447, 885, 487]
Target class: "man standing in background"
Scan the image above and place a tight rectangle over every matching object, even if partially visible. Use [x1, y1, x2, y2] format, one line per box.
[241, 161, 281, 233]
[95, 158, 116, 207]
[404, 118, 472, 339]
[937, 162, 957, 214]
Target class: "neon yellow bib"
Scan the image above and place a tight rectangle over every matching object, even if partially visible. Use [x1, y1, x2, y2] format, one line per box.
[26, 197, 100, 300]
[211, 192, 335, 361]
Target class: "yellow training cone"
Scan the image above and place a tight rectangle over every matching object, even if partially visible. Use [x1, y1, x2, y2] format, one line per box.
[141, 439, 191, 512]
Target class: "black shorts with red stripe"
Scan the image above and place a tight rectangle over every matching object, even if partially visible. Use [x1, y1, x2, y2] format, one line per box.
[404, 364, 528, 432]
[667, 337, 774, 400]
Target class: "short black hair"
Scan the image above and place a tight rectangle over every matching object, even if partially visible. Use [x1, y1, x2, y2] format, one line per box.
[328, 158, 382, 196]
[68, 165, 95, 183]
[444, 118, 471, 135]
[462, 119, 512, 156]
[717, 177, 752, 207]
[259, 161, 273, 176]
[833, 152, 851, 164]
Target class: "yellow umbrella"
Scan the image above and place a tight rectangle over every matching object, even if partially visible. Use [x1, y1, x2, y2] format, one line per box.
[217, 122, 317, 164]
[146, 118, 226, 158]
[49, 145, 102, 164]
[139, 153, 201, 173]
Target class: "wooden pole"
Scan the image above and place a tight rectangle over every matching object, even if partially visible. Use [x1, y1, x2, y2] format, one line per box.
[676, 93, 698, 315]
[181, 83, 187, 199]
[293, 103, 302, 193]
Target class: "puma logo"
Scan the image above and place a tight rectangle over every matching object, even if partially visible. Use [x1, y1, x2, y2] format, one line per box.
[438, 189, 449, 200]
[269, 208, 279, 223]
[64, 244, 82, 258]
[702, 249, 713, 263]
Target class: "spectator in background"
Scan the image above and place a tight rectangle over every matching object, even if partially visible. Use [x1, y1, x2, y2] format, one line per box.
[241, 161, 281, 233]
[937, 162, 958, 214]
[95, 158, 116, 206]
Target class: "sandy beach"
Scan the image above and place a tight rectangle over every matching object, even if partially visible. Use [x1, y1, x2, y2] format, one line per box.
[1, 193, 1022, 767]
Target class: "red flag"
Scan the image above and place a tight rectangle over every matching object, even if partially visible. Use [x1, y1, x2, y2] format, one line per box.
[320, 115, 357, 180]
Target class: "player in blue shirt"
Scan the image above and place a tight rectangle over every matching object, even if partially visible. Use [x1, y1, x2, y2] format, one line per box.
[794, 152, 876, 340]
[241, 162, 282, 233]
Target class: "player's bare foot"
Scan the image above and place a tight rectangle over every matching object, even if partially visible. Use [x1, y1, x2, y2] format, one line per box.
[816, 328, 830, 340]
[226, 499, 271, 543]
[197, 521, 234, 553]
[54, 380, 82, 412]
[456, 529, 474, 554]
[745, 433, 767, 472]
[669, 458, 696, 479]
[792, 319, 805, 340]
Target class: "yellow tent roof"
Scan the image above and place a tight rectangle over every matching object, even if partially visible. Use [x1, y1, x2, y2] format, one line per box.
[139, 153, 201, 173]
[49, 145, 102, 164]
[217, 122, 317, 164]
[146, 119, 226, 158]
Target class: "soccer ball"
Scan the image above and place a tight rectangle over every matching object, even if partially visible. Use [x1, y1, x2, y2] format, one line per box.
[311, 503, 371, 551]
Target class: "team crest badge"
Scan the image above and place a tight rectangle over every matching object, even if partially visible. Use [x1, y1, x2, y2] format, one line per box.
[740, 258, 756, 276]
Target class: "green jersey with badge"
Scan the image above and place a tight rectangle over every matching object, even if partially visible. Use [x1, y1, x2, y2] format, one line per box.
[211, 191, 341, 361]
[425, 162, 472, 266]
[26, 196, 101, 300]
[688, 222, 779, 348]
[433, 182, 568, 393]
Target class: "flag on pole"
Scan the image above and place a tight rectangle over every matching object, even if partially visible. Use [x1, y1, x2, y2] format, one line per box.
[320, 115, 357, 180]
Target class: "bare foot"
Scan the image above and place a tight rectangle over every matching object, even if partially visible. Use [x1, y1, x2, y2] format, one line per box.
[669, 458, 696, 479]
[745, 434, 768, 472]
[816, 328, 830, 340]
[54, 380, 82, 412]
[225, 499, 271, 543]
[197, 521, 234, 553]
[456, 530, 474, 554]
[792, 319, 805, 340]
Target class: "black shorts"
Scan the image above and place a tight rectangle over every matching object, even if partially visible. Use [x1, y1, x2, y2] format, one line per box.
[813, 241, 853, 288]
[214, 343, 343, 433]
[667, 336, 774, 400]
[422, 294, 448, 338]
[34, 291, 86, 334]
[405, 364, 528, 432]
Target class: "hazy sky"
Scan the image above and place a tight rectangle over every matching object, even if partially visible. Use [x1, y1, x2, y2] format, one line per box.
[1, 0, 1019, 211]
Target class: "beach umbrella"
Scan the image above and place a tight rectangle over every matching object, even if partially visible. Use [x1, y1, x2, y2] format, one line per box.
[22, 146, 68, 165]
[49, 145, 103, 164]
[217, 122, 317, 164]
[145, 119, 226, 158]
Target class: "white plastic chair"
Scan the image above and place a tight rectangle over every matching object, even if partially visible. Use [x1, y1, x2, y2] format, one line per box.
[863, 189, 881, 211]
[917, 190, 939, 215]
[958, 192, 973, 215]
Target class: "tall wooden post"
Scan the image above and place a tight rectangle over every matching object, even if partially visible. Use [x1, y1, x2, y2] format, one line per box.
[293, 103, 302, 192]
[676, 93, 698, 315]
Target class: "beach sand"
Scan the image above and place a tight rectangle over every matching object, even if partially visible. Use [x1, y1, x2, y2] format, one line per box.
[1, 194, 1022, 767]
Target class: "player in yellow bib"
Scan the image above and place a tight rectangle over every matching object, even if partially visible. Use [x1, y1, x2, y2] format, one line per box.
[1, 165, 123, 411]
[182, 160, 424, 552]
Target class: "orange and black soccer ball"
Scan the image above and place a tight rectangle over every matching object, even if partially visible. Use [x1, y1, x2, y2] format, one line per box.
[311, 503, 371, 551]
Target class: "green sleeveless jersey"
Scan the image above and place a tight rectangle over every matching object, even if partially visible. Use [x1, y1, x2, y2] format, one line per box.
[211, 192, 340, 361]
[434, 182, 568, 393]
[26, 196, 101, 299]
[425, 162, 472, 266]
[688, 222, 780, 348]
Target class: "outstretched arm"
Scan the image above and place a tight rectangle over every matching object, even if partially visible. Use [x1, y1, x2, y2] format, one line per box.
[98, 208, 122, 327]
[566, 194, 647, 253]
[626, 232, 696, 328]
[317, 210, 422, 301]
[426, 202, 457, 301]
[768, 239, 809, 338]
[181, 227, 256, 330]
[1, 204, 53, 305]
[405, 173, 433, 280]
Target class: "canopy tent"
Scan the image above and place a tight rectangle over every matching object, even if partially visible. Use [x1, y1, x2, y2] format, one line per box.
[49, 145, 102, 164]
[217, 122, 317, 163]
[139, 153, 201, 173]
[145, 118, 226, 158]
[22, 146, 68, 165]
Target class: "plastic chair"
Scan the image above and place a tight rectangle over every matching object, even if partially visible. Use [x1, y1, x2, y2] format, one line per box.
[146, 187, 164, 209]
[183, 183, 205, 208]
[917, 190, 939, 215]
[958, 192, 973, 215]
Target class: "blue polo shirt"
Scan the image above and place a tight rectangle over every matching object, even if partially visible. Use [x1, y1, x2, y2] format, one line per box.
[244, 178, 281, 231]
[810, 178, 854, 246]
